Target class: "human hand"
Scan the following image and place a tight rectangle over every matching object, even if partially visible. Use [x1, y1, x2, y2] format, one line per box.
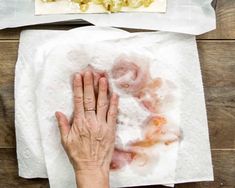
[55, 71, 119, 188]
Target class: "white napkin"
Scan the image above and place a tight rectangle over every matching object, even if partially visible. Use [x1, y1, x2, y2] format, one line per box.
[15, 27, 213, 187]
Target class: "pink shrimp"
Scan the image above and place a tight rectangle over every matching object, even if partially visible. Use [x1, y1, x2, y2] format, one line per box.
[110, 148, 136, 170]
[131, 115, 181, 148]
[111, 57, 148, 95]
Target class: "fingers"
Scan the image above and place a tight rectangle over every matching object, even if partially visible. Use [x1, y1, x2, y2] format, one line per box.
[73, 74, 84, 119]
[107, 94, 119, 128]
[55, 111, 70, 140]
[83, 71, 96, 118]
[97, 77, 109, 122]
[74, 71, 118, 130]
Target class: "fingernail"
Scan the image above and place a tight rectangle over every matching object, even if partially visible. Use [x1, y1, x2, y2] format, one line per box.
[75, 73, 80, 80]
[100, 77, 106, 84]
[85, 71, 91, 77]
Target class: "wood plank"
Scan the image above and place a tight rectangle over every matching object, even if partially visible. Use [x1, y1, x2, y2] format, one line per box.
[0, 28, 21, 40]
[197, 41, 235, 88]
[0, 42, 18, 148]
[0, 41, 234, 149]
[205, 88, 235, 149]
[0, 0, 234, 40]
[197, 41, 235, 149]
[0, 148, 49, 188]
[0, 148, 234, 188]
[0, 24, 155, 40]
[0, 25, 82, 40]
[198, 0, 235, 39]
[175, 150, 235, 188]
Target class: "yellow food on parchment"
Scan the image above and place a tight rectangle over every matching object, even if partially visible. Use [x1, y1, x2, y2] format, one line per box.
[42, 0, 154, 12]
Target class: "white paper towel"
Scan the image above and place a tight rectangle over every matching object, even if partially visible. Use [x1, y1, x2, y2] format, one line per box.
[15, 27, 213, 187]
[15, 30, 64, 178]
[15, 27, 130, 178]
[35, 30, 182, 188]
[1, 0, 215, 35]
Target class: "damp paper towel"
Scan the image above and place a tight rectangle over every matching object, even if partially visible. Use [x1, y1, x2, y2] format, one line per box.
[15, 27, 213, 187]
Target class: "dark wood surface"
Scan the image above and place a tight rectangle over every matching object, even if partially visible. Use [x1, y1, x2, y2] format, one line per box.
[0, 0, 234, 187]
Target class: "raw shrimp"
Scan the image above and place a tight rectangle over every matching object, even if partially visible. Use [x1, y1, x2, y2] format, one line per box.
[81, 57, 181, 171]
[111, 56, 149, 95]
[109, 56, 181, 170]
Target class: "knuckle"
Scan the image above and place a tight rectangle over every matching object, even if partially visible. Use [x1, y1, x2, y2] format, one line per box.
[74, 96, 83, 104]
[74, 80, 82, 88]
[97, 101, 108, 109]
[73, 118, 80, 125]
[74, 113, 82, 119]
[84, 97, 94, 106]
[108, 110, 117, 118]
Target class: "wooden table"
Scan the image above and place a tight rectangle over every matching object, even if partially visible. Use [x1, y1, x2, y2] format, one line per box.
[0, 0, 234, 187]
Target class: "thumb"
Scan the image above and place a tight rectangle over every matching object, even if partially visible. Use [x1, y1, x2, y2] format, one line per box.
[55, 111, 70, 140]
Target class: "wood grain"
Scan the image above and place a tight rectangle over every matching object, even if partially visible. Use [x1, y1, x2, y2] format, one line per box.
[197, 41, 235, 88]
[199, 0, 235, 39]
[0, 22, 91, 40]
[0, 25, 155, 40]
[197, 41, 235, 149]
[0, 0, 234, 40]
[0, 149, 234, 188]
[0, 149, 49, 188]
[175, 150, 235, 188]
[0, 42, 18, 148]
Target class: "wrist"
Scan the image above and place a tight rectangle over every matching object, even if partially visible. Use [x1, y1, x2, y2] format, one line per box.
[75, 168, 110, 188]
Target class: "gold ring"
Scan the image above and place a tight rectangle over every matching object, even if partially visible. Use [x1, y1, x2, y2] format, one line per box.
[84, 108, 96, 111]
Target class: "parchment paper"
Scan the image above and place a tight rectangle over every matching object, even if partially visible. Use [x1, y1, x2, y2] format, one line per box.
[35, 0, 167, 14]
[0, 0, 215, 35]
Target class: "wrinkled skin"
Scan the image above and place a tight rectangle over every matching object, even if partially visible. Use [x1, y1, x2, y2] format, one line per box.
[55, 71, 118, 188]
